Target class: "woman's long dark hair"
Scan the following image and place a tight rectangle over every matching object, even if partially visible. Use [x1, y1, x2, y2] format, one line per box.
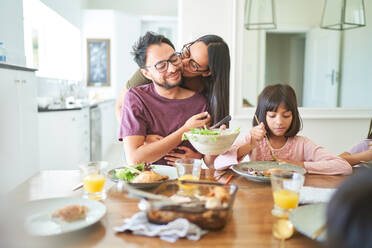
[368, 118, 372, 139]
[195, 35, 230, 126]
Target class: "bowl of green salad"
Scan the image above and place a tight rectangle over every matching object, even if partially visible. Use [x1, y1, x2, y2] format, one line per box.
[182, 127, 240, 155]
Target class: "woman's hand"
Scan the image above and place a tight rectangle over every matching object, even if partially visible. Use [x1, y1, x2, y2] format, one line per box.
[144, 134, 163, 145]
[183, 112, 211, 131]
[250, 123, 266, 147]
[164, 146, 203, 166]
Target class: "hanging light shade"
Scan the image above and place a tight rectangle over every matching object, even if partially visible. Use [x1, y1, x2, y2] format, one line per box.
[321, 0, 366, 30]
[244, 0, 277, 30]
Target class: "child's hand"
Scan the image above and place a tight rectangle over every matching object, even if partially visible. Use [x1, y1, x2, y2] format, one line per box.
[278, 158, 305, 168]
[250, 122, 266, 146]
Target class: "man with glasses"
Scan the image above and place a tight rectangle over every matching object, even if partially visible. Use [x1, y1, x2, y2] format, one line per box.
[119, 32, 211, 165]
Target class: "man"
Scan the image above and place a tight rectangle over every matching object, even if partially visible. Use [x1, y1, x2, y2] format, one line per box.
[119, 32, 210, 165]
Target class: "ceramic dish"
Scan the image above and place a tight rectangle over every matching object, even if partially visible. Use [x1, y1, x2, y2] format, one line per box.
[107, 165, 178, 189]
[231, 161, 306, 183]
[22, 197, 106, 236]
[360, 160, 372, 168]
[184, 128, 240, 155]
[289, 203, 327, 242]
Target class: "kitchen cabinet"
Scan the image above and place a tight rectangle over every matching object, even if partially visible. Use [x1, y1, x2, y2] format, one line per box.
[38, 108, 90, 170]
[99, 100, 116, 159]
[0, 66, 39, 193]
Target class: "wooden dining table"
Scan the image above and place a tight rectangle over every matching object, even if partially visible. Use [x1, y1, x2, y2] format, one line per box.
[5, 168, 355, 248]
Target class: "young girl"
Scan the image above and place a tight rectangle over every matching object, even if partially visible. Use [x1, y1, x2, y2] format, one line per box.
[339, 118, 372, 166]
[213, 84, 352, 175]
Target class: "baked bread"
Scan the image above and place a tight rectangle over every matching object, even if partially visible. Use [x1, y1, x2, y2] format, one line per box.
[52, 205, 89, 222]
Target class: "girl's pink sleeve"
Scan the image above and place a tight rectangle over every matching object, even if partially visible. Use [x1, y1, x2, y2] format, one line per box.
[214, 134, 251, 170]
[301, 137, 352, 175]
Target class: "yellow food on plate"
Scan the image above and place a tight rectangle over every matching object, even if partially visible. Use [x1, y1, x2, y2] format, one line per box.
[132, 170, 169, 183]
[52, 205, 89, 222]
[264, 168, 282, 177]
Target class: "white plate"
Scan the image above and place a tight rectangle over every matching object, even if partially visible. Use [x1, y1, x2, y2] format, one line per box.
[232, 161, 307, 183]
[22, 197, 106, 236]
[108, 165, 178, 189]
[289, 203, 327, 242]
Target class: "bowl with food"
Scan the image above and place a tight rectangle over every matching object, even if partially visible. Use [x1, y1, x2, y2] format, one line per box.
[182, 127, 240, 155]
[144, 180, 238, 230]
[107, 164, 178, 189]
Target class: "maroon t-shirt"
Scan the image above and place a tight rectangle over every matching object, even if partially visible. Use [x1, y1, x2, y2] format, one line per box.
[119, 83, 208, 165]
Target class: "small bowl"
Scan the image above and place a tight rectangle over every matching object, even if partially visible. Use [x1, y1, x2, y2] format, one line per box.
[184, 128, 240, 155]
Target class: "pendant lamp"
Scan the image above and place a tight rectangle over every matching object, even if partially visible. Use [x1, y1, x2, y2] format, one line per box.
[321, 0, 366, 30]
[244, 0, 277, 30]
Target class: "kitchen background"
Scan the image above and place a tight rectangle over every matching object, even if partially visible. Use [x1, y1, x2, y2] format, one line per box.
[1, 0, 371, 193]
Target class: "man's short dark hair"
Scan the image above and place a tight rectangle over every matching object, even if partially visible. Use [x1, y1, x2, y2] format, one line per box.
[132, 31, 175, 68]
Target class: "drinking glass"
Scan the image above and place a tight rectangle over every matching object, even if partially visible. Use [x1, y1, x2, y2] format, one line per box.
[175, 158, 202, 180]
[79, 161, 108, 200]
[270, 171, 304, 217]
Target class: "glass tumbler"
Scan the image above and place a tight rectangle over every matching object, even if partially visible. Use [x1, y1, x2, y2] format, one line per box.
[270, 171, 304, 218]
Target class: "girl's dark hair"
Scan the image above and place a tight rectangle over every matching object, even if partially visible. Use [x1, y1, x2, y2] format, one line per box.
[253, 84, 302, 137]
[195, 35, 230, 126]
[132, 31, 175, 68]
[326, 169, 372, 248]
[367, 118, 372, 139]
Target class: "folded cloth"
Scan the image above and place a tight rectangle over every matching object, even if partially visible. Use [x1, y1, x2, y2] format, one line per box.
[299, 186, 336, 204]
[113, 211, 208, 243]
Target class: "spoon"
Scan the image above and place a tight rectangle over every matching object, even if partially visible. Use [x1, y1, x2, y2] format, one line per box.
[273, 218, 294, 248]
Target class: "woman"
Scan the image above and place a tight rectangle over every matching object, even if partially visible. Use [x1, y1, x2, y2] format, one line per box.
[116, 34, 230, 127]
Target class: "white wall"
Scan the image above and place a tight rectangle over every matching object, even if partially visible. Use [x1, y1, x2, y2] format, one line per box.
[341, 0, 372, 108]
[82, 10, 141, 99]
[0, 0, 26, 65]
[178, 0, 233, 46]
[40, 0, 83, 28]
[85, 0, 177, 16]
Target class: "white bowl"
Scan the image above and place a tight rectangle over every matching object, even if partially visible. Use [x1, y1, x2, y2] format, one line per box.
[184, 128, 240, 155]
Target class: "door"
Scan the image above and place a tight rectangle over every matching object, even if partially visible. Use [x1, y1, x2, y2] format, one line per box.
[303, 28, 341, 107]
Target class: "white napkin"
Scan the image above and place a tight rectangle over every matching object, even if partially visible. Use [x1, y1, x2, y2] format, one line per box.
[299, 186, 336, 204]
[113, 211, 208, 242]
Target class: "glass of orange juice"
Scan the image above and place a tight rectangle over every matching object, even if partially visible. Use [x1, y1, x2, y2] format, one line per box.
[175, 159, 202, 191]
[79, 161, 108, 200]
[270, 171, 304, 218]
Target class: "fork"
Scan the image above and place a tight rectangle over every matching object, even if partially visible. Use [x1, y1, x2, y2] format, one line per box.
[254, 115, 279, 161]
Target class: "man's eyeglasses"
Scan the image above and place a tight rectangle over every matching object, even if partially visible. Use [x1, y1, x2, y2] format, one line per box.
[142, 53, 182, 73]
[180, 42, 209, 73]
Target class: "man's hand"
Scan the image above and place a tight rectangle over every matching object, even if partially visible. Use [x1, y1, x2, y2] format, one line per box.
[183, 112, 211, 131]
[164, 146, 203, 166]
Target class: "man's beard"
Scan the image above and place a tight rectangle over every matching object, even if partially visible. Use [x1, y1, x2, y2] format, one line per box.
[153, 75, 183, 89]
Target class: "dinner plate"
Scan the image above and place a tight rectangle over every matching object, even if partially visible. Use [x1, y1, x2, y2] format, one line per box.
[22, 197, 106, 236]
[289, 203, 327, 242]
[360, 160, 372, 168]
[107, 165, 178, 189]
[231, 161, 307, 183]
